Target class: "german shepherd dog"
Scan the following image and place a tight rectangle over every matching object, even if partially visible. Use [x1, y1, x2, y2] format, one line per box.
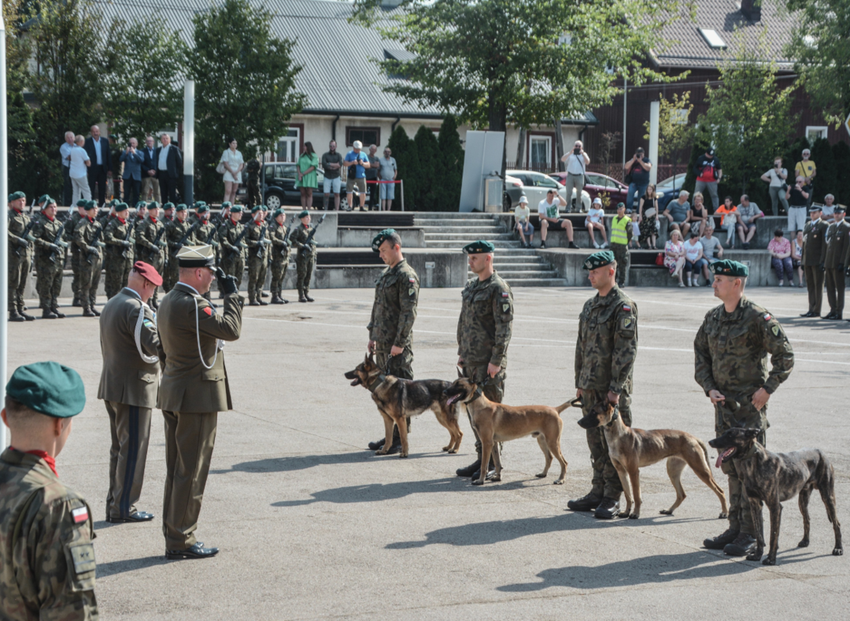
[710, 427, 843, 565]
[344, 354, 463, 458]
[578, 401, 728, 519]
[443, 376, 573, 486]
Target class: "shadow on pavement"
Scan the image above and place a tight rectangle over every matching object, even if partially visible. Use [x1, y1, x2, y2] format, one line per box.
[211, 451, 375, 474]
[271, 477, 469, 507]
[97, 555, 167, 578]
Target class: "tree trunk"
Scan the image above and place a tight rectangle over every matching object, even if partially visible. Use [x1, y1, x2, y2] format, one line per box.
[488, 94, 507, 177]
[553, 119, 565, 172]
[516, 127, 526, 169]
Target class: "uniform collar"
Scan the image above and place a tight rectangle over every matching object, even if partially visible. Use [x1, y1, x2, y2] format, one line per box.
[44, 214, 55, 222]
[7, 447, 58, 477]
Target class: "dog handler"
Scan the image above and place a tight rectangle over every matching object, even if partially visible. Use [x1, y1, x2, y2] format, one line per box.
[455, 240, 514, 481]
[568, 250, 638, 519]
[695, 260, 794, 557]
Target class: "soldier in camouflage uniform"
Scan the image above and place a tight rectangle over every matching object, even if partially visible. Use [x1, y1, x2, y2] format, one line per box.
[696, 259, 794, 557]
[0, 362, 98, 620]
[455, 240, 514, 480]
[269, 209, 291, 304]
[74, 202, 105, 317]
[6, 191, 36, 322]
[290, 210, 317, 302]
[30, 198, 68, 319]
[134, 202, 166, 309]
[162, 202, 175, 226]
[64, 200, 88, 307]
[567, 250, 638, 519]
[163, 204, 200, 293]
[244, 206, 270, 305]
[218, 204, 246, 293]
[212, 201, 231, 230]
[246, 158, 261, 210]
[103, 202, 136, 299]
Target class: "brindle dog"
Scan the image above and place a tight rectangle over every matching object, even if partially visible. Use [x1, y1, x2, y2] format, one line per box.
[710, 427, 843, 566]
[344, 353, 463, 458]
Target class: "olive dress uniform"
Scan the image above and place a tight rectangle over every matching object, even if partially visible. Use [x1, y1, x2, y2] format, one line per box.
[801, 210, 828, 316]
[30, 211, 67, 317]
[218, 216, 246, 289]
[269, 217, 290, 303]
[134, 215, 166, 307]
[157, 261, 243, 555]
[98, 284, 161, 521]
[244, 217, 270, 304]
[290, 221, 317, 300]
[6, 201, 35, 320]
[823, 212, 850, 319]
[73, 213, 104, 315]
[102, 210, 135, 299]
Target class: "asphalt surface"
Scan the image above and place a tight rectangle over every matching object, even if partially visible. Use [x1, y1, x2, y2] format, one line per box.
[4, 283, 849, 620]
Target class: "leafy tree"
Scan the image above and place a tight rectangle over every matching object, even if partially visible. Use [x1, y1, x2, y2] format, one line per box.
[436, 114, 464, 210]
[412, 125, 439, 210]
[832, 141, 850, 205]
[188, 0, 306, 200]
[809, 138, 835, 204]
[101, 15, 188, 146]
[643, 91, 694, 167]
[386, 125, 412, 210]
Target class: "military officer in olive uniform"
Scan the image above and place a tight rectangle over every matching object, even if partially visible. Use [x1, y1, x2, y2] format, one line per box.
[163, 204, 199, 293]
[290, 210, 317, 302]
[365, 229, 420, 453]
[218, 204, 246, 292]
[134, 202, 166, 309]
[800, 204, 829, 318]
[269, 209, 291, 304]
[696, 259, 794, 558]
[568, 250, 638, 519]
[245, 157, 261, 210]
[157, 245, 244, 559]
[823, 205, 849, 320]
[103, 202, 136, 299]
[65, 200, 88, 307]
[0, 362, 98, 619]
[74, 201, 105, 317]
[30, 197, 68, 319]
[98, 262, 163, 523]
[244, 205, 270, 305]
[455, 240, 513, 480]
[6, 191, 36, 322]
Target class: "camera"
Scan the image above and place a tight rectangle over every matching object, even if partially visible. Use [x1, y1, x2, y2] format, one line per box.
[573, 147, 581, 155]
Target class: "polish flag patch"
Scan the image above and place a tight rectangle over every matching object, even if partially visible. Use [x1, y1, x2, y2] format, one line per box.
[763, 313, 772, 321]
[409, 277, 416, 283]
[622, 305, 631, 312]
[203, 307, 213, 316]
[502, 292, 509, 298]
[72, 506, 89, 524]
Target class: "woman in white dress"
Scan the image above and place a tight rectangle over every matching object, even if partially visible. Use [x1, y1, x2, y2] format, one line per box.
[220, 138, 244, 204]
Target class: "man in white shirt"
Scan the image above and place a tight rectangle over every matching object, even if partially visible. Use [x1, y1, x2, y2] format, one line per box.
[69, 135, 92, 203]
[60, 131, 75, 206]
[537, 189, 577, 249]
[141, 135, 161, 202]
[156, 134, 182, 204]
[560, 140, 590, 213]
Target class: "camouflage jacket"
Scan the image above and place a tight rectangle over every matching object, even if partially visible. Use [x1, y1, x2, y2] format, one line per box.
[457, 271, 513, 367]
[63, 211, 84, 248]
[269, 220, 290, 261]
[289, 223, 317, 257]
[134, 216, 165, 255]
[824, 219, 850, 269]
[246, 159, 260, 182]
[244, 219, 269, 260]
[30, 214, 66, 261]
[103, 216, 134, 258]
[73, 217, 103, 260]
[165, 218, 198, 258]
[575, 286, 638, 394]
[694, 296, 794, 398]
[7, 209, 34, 256]
[0, 449, 98, 620]
[368, 259, 419, 350]
[194, 219, 218, 248]
[218, 219, 245, 257]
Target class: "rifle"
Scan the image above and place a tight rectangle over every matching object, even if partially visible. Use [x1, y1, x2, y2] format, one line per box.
[48, 223, 67, 264]
[14, 220, 37, 257]
[280, 216, 295, 257]
[173, 221, 201, 256]
[256, 223, 269, 259]
[121, 216, 137, 259]
[205, 225, 217, 245]
[227, 221, 252, 255]
[86, 224, 105, 265]
[150, 224, 168, 265]
[298, 214, 326, 254]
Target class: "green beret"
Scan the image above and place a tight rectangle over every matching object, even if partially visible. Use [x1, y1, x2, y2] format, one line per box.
[148, 201, 160, 210]
[463, 240, 495, 254]
[136, 201, 147, 209]
[221, 201, 232, 209]
[9, 191, 25, 201]
[194, 201, 207, 208]
[230, 204, 243, 213]
[43, 197, 57, 206]
[163, 202, 175, 210]
[197, 204, 210, 214]
[298, 209, 309, 219]
[76, 199, 88, 208]
[108, 199, 119, 208]
[251, 205, 261, 213]
[175, 203, 187, 212]
[5, 361, 86, 419]
[114, 202, 128, 212]
[583, 250, 615, 270]
[38, 194, 51, 204]
[84, 201, 97, 211]
[709, 259, 748, 278]
[273, 208, 284, 218]
[371, 228, 398, 252]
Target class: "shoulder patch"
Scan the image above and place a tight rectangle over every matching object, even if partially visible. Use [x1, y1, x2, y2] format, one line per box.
[68, 542, 96, 575]
[71, 505, 89, 524]
[622, 305, 632, 312]
[501, 292, 509, 298]
[763, 313, 772, 321]
[409, 277, 416, 283]
[203, 306, 213, 316]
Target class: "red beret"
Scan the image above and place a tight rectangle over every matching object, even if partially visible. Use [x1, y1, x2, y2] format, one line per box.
[133, 261, 163, 287]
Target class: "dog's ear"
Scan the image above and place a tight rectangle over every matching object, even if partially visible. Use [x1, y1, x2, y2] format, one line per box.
[744, 428, 760, 440]
[457, 367, 463, 378]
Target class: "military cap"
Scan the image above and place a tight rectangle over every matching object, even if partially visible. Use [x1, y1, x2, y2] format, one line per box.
[76, 199, 89, 208]
[84, 201, 97, 211]
[148, 201, 160, 210]
[175, 203, 187, 212]
[107, 199, 119, 208]
[5, 361, 86, 419]
[298, 209, 309, 219]
[136, 201, 147, 209]
[196, 204, 210, 214]
[163, 202, 175, 210]
[709, 259, 749, 278]
[251, 205, 262, 213]
[231, 204, 243, 213]
[809, 205, 822, 212]
[43, 197, 57, 206]
[38, 194, 51, 204]
[616, 202, 626, 209]
[221, 201, 232, 209]
[132, 261, 163, 286]
[463, 240, 495, 254]
[176, 244, 216, 268]
[835, 205, 846, 213]
[114, 202, 128, 212]
[273, 208, 284, 218]
[583, 250, 615, 270]
[8, 191, 25, 201]
[371, 228, 398, 252]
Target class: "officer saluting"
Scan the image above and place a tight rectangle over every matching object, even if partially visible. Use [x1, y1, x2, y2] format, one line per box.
[156, 245, 244, 559]
[98, 261, 163, 524]
[0, 362, 98, 619]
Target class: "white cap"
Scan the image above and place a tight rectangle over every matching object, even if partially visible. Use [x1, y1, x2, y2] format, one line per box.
[519, 196, 528, 204]
[592, 197, 602, 204]
[353, 140, 362, 149]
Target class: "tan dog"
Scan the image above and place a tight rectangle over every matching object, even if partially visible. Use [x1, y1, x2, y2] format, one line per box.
[344, 354, 463, 458]
[444, 376, 572, 486]
[578, 401, 728, 519]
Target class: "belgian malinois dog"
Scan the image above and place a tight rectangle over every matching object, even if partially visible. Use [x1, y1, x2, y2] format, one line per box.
[344, 354, 463, 458]
[578, 401, 728, 520]
[710, 427, 843, 565]
[443, 376, 572, 486]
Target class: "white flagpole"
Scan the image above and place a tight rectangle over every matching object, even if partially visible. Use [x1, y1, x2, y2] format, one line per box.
[1, 14, 10, 448]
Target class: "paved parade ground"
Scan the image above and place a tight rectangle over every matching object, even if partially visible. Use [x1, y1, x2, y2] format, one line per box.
[5, 284, 850, 620]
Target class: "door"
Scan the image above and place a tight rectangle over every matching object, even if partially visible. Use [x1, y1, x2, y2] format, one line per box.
[277, 128, 300, 163]
[530, 136, 552, 171]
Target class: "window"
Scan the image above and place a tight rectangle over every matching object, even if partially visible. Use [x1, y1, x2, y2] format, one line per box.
[670, 109, 689, 125]
[806, 126, 828, 142]
[698, 28, 727, 49]
[532, 173, 559, 188]
[346, 127, 381, 148]
[530, 136, 552, 170]
[277, 128, 300, 163]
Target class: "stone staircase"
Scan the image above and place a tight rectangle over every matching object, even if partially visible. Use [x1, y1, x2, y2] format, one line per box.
[415, 212, 567, 287]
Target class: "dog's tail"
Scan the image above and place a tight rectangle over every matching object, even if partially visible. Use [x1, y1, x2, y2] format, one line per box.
[697, 439, 715, 475]
[555, 397, 583, 414]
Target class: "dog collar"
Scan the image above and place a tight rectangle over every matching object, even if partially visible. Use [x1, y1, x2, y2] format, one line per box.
[605, 409, 620, 427]
[367, 374, 388, 393]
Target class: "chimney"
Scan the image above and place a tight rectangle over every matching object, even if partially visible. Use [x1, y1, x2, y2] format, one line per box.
[740, 0, 761, 21]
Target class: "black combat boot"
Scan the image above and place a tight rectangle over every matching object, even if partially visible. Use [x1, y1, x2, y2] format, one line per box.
[567, 492, 603, 512]
[51, 307, 66, 319]
[703, 528, 740, 550]
[724, 533, 758, 557]
[42, 308, 59, 319]
[593, 497, 620, 519]
[456, 458, 481, 478]
[18, 307, 35, 321]
[9, 309, 25, 322]
[83, 307, 96, 318]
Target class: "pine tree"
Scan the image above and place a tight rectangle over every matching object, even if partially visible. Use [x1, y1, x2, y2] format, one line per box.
[386, 126, 412, 210]
[437, 114, 464, 211]
[413, 126, 439, 211]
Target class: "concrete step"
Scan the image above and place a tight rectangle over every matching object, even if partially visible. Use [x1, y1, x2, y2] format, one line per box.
[503, 277, 568, 287]
[415, 218, 502, 227]
[418, 225, 505, 233]
[475, 269, 561, 279]
[425, 240, 523, 249]
[493, 257, 549, 265]
[425, 232, 516, 241]
[414, 213, 501, 220]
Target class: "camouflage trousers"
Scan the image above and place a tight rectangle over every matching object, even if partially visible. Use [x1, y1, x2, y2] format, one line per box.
[70, 247, 81, 302]
[246, 182, 261, 209]
[582, 389, 632, 499]
[715, 396, 768, 535]
[296, 252, 315, 296]
[376, 347, 414, 434]
[7, 251, 31, 311]
[270, 256, 289, 296]
[79, 254, 102, 310]
[611, 243, 630, 287]
[220, 252, 245, 289]
[461, 363, 506, 454]
[104, 253, 132, 299]
[247, 255, 268, 303]
[35, 256, 63, 311]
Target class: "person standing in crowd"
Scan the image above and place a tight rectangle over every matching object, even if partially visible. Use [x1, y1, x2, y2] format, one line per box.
[98, 262, 162, 524]
[786, 176, 810, 234]
[609, 202, 632, 287]
[761, 157, 790, 216]
[823, 206, 849, 320]
[119, 138, 144, 207]
[365, 144, 380, 210]
[85, 124, 112, 206]
[694, 148, 722, 212]
[696, 260, 794, 558]
[30, 197, 68, 319]
[514, 195, 534, 248]
[163, 204, 196, 293]
[141, 135, 161, 202]
[69, 135, 92, 203]
[568, 250, 638, 519]
[103, 202, 135, 299]
[768, 229, 795, 287]
[800, 205, 828, 317]
[157, 245, 244, 559]
[60, 131, 75, 206]
[736, 195, 764, 250]
[321, 140, 343, 211]
[220, 138, 244, 205]
[156, 134, 182, 204]
[65, 199, 88, 307]
[455, 240, 513, 482]
[134, 202, 166, 310]
[561, 140, 590, 213]
[245, 156, 261, 210]
[795, 148, 816, 206]
[290, 210, 317, 302]
[75, 201, 104, 317]
[377, 146, 398, 212]
[637, 184, 659, 249]
[0, 362, 98, 619]
[245, 206, 270, 306]
[365, 229, 420, 454]
[624, 147, 652, 212]
[345, 140, 371, 212]
[538, 189, 578, 249]
[218, 204, 246, 294]
[296, 142, 319, 210]
[269, 208, 291, 304]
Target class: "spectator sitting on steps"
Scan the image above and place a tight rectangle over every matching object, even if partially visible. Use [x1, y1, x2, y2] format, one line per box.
[664, 190, 692, 237]
[537, 189, 577, 249]
[736, 194, 764, 250]
[699, 223, 724, 285]
[586, 197, 608, 248]
[515, 196, 534, 248]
